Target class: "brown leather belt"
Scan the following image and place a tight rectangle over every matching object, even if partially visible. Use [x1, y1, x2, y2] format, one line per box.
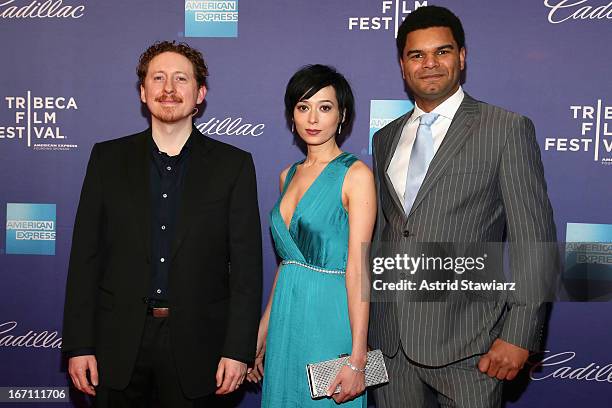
[148, 307, 169, 318]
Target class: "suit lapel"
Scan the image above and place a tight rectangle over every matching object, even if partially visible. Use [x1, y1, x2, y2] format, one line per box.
[407, 94, 480, 218]
[382, 112, 412, 220]
[171, 127, 214, 260]
[126, 130, 152, 262]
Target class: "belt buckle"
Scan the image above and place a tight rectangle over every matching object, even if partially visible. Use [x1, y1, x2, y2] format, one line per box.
[151, 307, 169, 318]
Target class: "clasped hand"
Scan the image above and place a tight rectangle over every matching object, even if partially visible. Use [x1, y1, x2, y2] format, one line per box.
[246, 324, 266, 383]
[478, 338, 529, 381]
[327, 363, 366, 404]
[215, 357, 247, 394]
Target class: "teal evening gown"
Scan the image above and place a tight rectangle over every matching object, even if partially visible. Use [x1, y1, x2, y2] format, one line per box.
[261, 152, 367, 407]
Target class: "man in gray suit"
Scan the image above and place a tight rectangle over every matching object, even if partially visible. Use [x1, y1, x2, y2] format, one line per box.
[370, 6, 556, 407]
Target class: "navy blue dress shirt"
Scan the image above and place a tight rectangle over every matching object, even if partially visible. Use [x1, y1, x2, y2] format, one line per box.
[147, 136, 191, 304]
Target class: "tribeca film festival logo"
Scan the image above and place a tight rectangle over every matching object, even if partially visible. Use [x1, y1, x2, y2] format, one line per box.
[0, 0, 85, 18]
[348, 0, 428, 37]
[185, 0, 238, 38]
[0, 321, 61, 349]
[369, 100, 413, 154]
[5, 203, 56, 256]
[544, 0, 612, 24]
[544, 100, 612, 166]
[1, 91, 78, 151]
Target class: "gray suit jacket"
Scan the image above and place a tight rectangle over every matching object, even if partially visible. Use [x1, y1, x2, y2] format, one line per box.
[369, 93, 556, 366]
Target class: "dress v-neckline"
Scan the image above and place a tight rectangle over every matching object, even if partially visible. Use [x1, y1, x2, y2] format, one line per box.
[278, 152, 346, 232]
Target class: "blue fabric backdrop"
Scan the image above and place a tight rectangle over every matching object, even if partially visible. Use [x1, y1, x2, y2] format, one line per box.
[1, 1, 610, 407]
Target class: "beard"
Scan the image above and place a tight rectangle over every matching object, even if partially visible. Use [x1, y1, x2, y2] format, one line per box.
[150, 94, 190, 124]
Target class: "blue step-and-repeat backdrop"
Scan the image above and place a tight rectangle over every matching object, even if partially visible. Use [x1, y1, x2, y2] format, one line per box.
[1, 1, 610, 407]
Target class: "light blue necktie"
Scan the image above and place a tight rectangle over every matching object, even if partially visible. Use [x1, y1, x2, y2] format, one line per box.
[404, 112, 439, 214]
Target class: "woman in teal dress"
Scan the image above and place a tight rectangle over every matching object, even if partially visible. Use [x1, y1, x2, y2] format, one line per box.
[246, 65, 376, 407]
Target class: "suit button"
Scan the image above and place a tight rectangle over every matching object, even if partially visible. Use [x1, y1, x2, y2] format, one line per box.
[403, 230, 410, 237]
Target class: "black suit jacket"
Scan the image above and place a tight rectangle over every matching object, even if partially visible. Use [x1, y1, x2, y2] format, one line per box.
[62, 127, 262, 397]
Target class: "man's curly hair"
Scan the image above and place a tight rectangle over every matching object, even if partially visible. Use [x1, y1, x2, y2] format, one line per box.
[137, 41, 208, 88]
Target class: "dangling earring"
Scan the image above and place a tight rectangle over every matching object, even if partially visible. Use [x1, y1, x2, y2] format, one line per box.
[291, 122, 295, 133]
[337, 123, 342, 135]
[192, 107, 199, 116]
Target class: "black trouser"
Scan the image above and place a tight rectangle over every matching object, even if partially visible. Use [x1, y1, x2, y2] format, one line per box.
[95, 313, 213, 408]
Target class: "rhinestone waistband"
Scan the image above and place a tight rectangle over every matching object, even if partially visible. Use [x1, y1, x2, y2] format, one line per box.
[281, 260, 345, 275]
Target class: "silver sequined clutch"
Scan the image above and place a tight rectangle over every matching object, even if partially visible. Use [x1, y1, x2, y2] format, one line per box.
[306, 349, 389, 399]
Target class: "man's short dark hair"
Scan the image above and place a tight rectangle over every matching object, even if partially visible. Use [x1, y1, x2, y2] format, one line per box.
[396, 6, 465, 56]
[284, 64, 355, 136]
[137, 41, 208, 88]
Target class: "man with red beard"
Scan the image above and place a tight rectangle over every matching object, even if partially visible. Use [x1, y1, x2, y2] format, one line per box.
[62, 41, 262, 407]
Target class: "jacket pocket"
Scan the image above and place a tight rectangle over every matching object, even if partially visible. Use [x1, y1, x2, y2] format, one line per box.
[446, 160, 490, 176]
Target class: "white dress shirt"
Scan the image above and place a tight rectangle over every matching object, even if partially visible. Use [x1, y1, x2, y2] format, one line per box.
[387, 86, 465, 200]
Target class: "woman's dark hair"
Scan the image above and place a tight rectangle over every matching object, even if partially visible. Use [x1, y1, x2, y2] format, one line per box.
[396, 6, 465, 56]
[284, 64, 355, 136]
